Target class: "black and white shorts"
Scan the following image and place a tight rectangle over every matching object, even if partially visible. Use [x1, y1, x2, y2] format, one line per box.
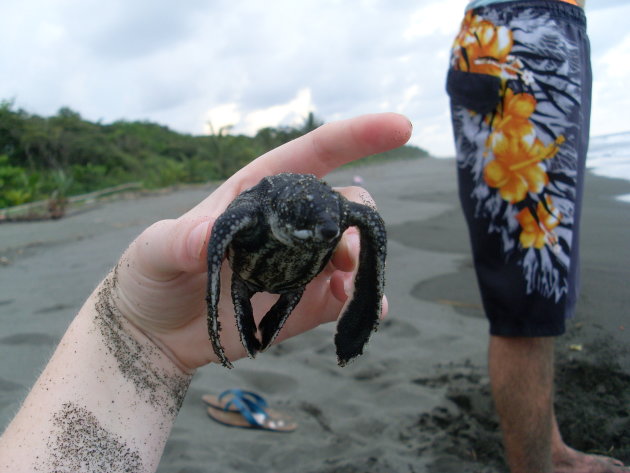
[447, 1, 591, 336]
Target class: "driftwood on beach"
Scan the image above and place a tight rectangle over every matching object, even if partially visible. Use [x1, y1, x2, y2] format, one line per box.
[0, 182, 141, 222]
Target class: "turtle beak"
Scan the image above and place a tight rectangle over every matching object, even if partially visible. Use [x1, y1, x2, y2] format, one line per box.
[316, 220, 340, 242]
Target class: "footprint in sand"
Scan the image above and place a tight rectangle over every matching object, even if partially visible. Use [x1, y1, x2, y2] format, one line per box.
[352, 358, 402, 382]
[34, 303, 74, 314]
[0, 332, 59, 346]
[379, 318, 420, 338]
[267, 329, 333, 359]
[0, 376, 24, 392]
[235, 369, 298, 395]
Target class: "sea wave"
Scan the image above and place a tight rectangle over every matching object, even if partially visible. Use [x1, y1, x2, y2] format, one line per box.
[587, 131, 630, 203]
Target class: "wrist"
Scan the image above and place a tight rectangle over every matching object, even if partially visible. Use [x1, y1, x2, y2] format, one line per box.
[0, 272, 194, 472]
[93, 270, 194, 414]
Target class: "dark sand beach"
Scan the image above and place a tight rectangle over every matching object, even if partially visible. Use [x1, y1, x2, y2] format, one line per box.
[1, 157, 628, 472]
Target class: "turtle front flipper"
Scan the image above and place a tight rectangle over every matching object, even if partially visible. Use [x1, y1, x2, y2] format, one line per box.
[334, 202, 387, 366]
[206, 208, 255, 368]
[258, 288, 305, 351]
[231, 274, 261, 358]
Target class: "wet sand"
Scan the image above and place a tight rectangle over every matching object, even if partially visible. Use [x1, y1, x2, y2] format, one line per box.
[1, 157, 628, 472]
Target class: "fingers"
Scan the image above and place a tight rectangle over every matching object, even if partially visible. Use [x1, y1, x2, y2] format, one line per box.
[273, 265, 389, 348]
[269, 277, 345, 344]
[136, 113, 402, 276]
[328, 268, 389, 319]
[149, 185, 378, 277]
[238, 112, 412, 183]
[132, 185, 379, 279]
[130, 179, 384, 320]
[331, 229, 359, 272]
[136, 187, 375, 281]
[330, 186, 377, 272]
[132, 217, 213, 278]
[184, 113, 411, 220]
[336, 185, 378, 209]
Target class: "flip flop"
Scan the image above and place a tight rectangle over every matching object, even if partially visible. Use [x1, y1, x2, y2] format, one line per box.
[202, 389, 265, 412]
[203, 389, 297, 433]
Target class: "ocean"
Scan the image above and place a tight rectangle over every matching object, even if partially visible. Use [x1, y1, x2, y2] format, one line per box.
[587, 131, 630, 203]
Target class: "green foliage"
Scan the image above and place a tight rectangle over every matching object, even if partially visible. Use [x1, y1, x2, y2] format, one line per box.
[69, 163, 110, 193]
[142, 154, 188, 189]
[48, 168, 73, 198]
[0, 102, 428, 210]
[0, 154, 36, 207]
[343, 143, 429, 169]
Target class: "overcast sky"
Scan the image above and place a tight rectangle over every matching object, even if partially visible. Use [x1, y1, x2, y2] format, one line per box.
[1, 0, 629, 157]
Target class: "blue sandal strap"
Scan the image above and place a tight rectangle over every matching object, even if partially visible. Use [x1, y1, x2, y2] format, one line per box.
[217, 389, 270, 428]
[218, 389, 268, 409]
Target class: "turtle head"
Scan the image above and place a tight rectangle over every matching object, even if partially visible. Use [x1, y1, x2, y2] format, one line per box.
[267, 173, 342, 247]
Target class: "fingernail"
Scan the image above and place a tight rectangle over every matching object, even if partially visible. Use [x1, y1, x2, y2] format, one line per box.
[187, 221, 211, 261]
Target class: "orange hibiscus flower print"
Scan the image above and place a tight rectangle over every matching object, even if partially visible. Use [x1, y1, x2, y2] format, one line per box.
[516, 197, 563, 249]
[452, 11, 522, 80]
[448, 5, 586, 301]
[483, 90, 564, 204]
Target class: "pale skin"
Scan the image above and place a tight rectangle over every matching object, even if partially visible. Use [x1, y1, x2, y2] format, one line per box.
[0, 113, 410, 473]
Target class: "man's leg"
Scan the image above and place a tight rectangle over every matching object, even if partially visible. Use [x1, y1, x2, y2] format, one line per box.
[489, 335, 555, 473]
[489, 336, 630, 473]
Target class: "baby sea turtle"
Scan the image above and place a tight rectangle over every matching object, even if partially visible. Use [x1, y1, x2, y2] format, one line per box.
[206, 173, 386, 368]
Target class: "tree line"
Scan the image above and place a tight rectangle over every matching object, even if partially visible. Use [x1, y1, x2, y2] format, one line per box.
[0, 100, 428, 209]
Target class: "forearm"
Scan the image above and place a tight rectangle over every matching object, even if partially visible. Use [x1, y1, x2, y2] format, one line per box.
[0, 271, 193, 473]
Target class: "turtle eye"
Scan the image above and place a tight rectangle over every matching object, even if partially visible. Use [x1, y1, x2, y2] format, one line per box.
[293, 229, 313, 240]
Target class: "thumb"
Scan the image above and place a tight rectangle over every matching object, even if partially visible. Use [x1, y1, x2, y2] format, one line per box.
[131, 218, 213, 279]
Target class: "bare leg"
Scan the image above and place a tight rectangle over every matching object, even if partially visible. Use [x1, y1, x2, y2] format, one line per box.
[489, 336, 555, 473]
[489, 336, 629, 473]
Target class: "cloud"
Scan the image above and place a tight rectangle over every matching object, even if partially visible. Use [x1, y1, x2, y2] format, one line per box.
[0, 0, 461, 155]
[205, 88, 316, 135]
[404, 0, 464, 39]
[241, 88, 316, 134]
[591, 32, 630, 136]
[64, 0, 208, 60]
[205, 103, 242, 134]
[0, 1, 628, 158]
[586, 0, 630, 11]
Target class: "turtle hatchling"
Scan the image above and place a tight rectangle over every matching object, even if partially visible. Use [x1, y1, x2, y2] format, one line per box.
[206, 172, 387, 368]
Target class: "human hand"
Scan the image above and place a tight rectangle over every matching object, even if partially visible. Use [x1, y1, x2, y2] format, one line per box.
[111, 113, 411, 371]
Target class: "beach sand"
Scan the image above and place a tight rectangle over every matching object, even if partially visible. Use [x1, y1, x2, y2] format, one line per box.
[1, 157, 628, 472]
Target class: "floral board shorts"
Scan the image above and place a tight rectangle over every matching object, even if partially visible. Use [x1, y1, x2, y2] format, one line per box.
[446, 1, 591, 337]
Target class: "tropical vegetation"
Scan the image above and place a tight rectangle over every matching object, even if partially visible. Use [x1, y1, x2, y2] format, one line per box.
[0, 100, 428, 213]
